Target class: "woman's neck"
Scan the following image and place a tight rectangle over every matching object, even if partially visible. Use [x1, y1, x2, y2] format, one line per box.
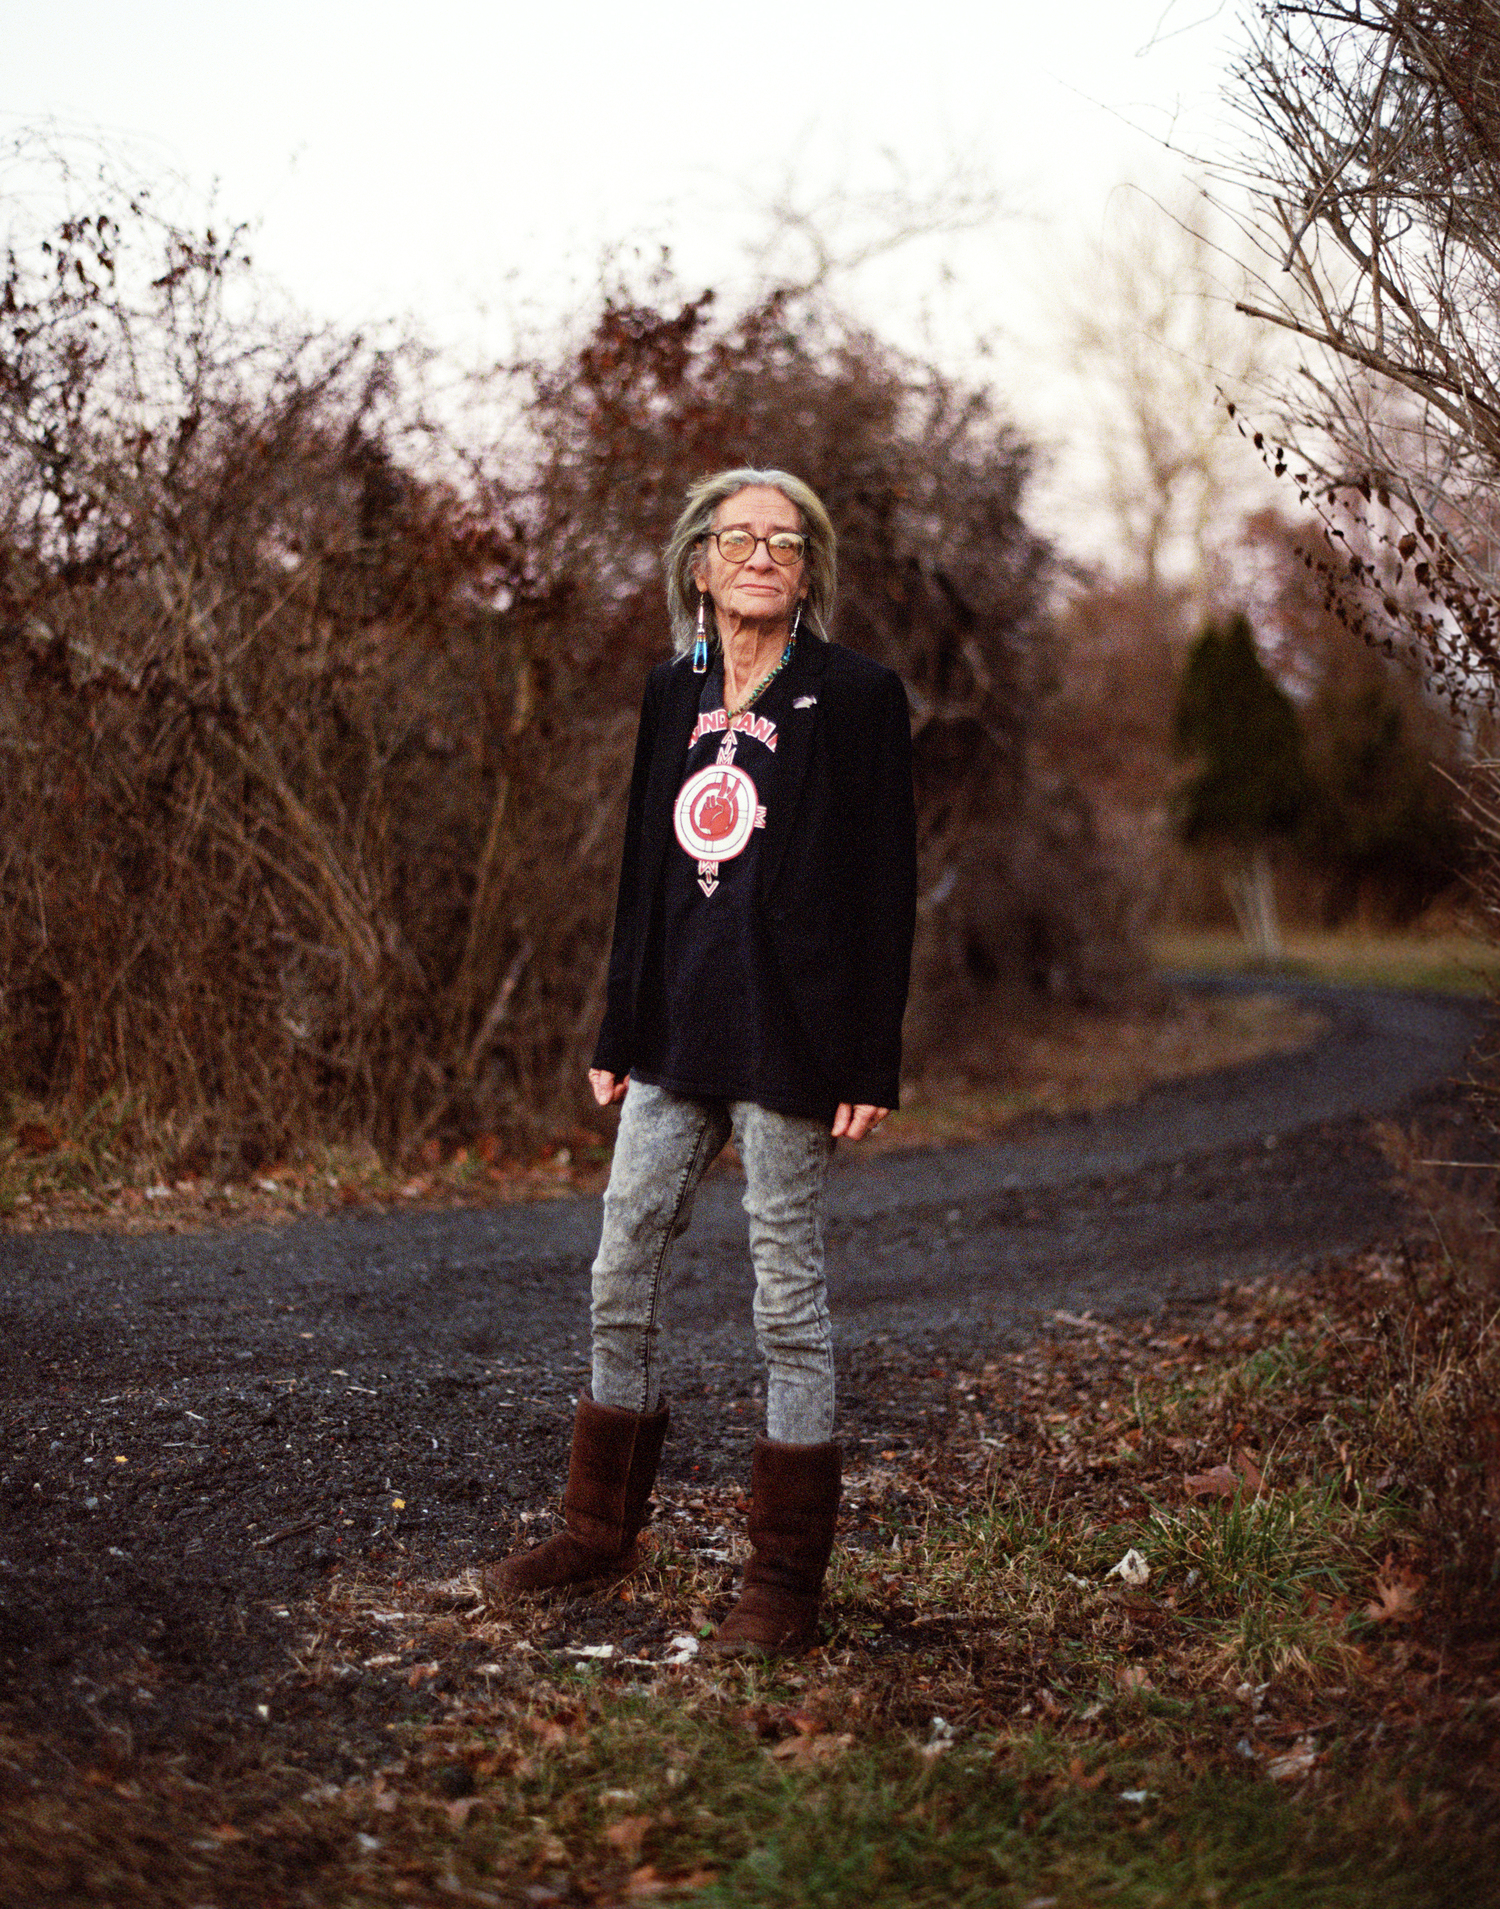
[719, 618, 789, 711]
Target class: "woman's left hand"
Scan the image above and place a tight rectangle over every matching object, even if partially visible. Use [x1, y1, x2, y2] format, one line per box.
[832, 1103, 889, 1142]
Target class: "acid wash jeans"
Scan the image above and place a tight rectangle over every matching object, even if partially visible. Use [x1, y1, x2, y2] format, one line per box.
[589, 1080, 836, 1444]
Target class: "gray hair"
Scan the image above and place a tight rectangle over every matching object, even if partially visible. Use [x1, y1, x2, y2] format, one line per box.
[663, 467, 836, 654]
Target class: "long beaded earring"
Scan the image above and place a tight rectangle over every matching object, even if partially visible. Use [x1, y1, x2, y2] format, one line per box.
[692, 592, 709, 673]
[790, 600, 803, 644]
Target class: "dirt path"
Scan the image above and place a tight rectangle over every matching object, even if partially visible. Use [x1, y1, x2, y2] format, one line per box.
[0, 980, 1485, 1772]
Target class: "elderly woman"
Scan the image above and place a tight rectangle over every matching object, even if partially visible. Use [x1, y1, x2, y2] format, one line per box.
[483, 468, 917, 1655]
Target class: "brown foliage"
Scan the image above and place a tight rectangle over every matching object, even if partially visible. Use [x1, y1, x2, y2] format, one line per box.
[1234, 0, 1500, 647]
[0, 178, 1137, 1165]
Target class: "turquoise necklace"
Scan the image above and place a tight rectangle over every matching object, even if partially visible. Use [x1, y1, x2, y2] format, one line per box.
[725, 637, 795, 720]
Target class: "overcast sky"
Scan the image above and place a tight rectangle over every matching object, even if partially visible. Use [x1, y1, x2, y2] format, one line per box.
[4, 0, 1261, 555]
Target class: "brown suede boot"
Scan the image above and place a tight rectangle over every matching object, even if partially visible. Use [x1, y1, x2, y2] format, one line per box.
[706, 1437, 841, 1658]
[481, 1394, 669, 1602]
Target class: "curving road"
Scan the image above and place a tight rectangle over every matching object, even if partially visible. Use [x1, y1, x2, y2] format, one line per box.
[0, 980, 1485, 1393]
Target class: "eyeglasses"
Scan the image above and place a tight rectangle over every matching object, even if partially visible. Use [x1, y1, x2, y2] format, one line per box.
[706, 528, 808, 566]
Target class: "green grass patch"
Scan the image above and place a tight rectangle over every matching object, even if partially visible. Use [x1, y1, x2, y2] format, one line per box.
[1152, 926, 1500, 995]
[408, 1697, 1487, 1909]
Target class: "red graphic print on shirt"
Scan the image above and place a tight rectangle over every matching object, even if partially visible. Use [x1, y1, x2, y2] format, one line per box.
[674, 762, 759, 864]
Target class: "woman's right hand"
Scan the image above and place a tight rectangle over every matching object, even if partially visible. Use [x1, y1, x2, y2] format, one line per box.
[589, 1068, 629, 1107]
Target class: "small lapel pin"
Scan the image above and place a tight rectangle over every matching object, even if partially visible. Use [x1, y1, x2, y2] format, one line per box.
[793, 695, 818, 709]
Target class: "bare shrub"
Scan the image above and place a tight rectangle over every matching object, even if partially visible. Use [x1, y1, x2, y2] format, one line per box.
[0, 168, 1137, 1166]
[0, 177, 534, 1166]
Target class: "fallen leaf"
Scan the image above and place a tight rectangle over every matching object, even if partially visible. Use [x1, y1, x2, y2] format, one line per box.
[446, 1795, 484, 1826]
[1115, 1665, 1154, 1693]
[604, 1813, 654, 1858]
[625, 1864, 669, 1897]
[1183, 1465, 1242, 1499]
[1365, 1569, 1423, 1624]
[1234, 1446, 1265, 1494]
[1106, 1548, 1150, 1587]
[1266, 1737, 1319, 1781]
[407, 1661, 439, 1687]
[920, 1716, 957, 1759]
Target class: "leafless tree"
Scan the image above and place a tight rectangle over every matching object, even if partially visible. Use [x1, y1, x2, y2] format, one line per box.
[1229, 0, 1500, 701]
[1051, 184, 1280, 618]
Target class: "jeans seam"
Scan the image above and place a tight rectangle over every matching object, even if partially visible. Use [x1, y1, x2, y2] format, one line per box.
[633, 1108, 717, 1410]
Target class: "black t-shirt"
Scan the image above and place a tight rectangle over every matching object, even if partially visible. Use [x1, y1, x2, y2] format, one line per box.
[630, 657, 836, 1122]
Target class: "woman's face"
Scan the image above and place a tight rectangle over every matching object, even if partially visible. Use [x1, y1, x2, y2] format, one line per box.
[693, 485, 808, 633]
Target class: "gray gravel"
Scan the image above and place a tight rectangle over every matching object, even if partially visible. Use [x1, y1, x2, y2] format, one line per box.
[0, 978, 1479, 1382]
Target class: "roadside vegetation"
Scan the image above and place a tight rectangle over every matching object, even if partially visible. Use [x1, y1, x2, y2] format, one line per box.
[1152, 923, 1500, 997]
[1, 1244, 1494, 1907]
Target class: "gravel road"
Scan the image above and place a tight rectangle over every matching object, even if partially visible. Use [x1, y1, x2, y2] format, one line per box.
[0, 979, 1485, 1759]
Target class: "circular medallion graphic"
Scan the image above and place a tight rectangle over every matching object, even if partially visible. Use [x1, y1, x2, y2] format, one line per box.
[673, 762, 759, 862]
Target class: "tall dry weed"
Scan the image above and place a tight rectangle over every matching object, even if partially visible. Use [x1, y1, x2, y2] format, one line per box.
[1374, 1132, 1500, 1614]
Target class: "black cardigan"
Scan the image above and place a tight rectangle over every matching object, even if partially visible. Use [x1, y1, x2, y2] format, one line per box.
[592, 637, 918, 1111]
